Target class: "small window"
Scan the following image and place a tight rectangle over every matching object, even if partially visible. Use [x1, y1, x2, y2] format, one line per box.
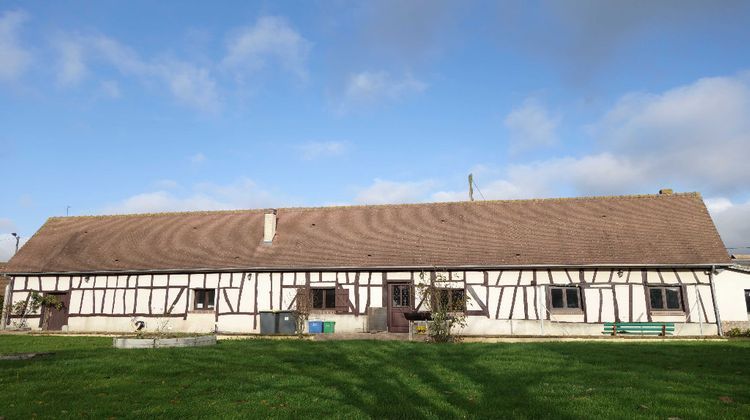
[745, 289, 750, 313]
[549, 287, 582, 311]
[194, 289, 215, 310]
[392, 285, 411, 308]
[311, 288, 336, 310]
[648, 286, 684, 311]
[434, 289, 465, 311]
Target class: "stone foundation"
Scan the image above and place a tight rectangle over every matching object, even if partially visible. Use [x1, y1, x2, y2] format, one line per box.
[723, 321, 750, 333]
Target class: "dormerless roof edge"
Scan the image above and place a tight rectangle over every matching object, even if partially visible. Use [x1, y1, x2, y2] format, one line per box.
[5, 192, 732, 273]
[2, 262, 732, 277]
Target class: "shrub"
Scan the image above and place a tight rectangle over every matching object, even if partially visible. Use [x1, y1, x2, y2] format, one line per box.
[726, 327, 750, 337]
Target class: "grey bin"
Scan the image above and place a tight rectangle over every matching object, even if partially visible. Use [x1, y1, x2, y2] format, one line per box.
[259, 311, 298, 335]
[260, 311, 277, 335]
[276, 311, 297, 335]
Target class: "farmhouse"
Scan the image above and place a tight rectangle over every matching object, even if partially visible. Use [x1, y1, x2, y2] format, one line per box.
[2, 191, 749, 336]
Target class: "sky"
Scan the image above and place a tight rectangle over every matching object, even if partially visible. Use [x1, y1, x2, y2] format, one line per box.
[2, 1, 750, 261]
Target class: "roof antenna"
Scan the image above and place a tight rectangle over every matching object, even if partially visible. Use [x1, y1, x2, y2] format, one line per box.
[468, 174, 486, 201]
[468, 173, 474, 201]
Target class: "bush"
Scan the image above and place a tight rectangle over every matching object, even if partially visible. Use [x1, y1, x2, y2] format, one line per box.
[726, 327, 750, 337]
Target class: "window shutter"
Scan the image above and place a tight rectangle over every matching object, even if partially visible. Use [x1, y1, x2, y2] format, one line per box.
[335, 288, 350, 313]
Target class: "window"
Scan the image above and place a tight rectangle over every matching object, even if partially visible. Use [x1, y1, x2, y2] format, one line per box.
[549, 287, 582, 311]
[193, 289, 215, 310]
[311, 288, 336, 310]
[391, 284, 411, 308]
[648, 286, 684, 311]
[745, 289, 750, 313]
[434, 289, 465, 311]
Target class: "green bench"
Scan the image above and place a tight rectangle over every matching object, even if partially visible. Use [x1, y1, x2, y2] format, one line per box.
[603, 322, 675, 336]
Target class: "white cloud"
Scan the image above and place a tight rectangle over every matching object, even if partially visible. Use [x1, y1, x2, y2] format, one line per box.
[58, 34, 220, 112]
[433, 72, 750, 202]
[101, 178, 285, 215]
[591, 72, 750, 194]
[705, 197, 733, 214]
[159, 60, 219, 112]
[354, 179, 435, 205]
[344, 71, 427, 104]
[52, 16, 312, 113]
[417, 73, 750, 248]
[705, 197, 750, 249]
[223, 16, 311, 79]
[432, 179, 536, 202]
[0, 234, 28, 262]
[0, 10, 31, 82]
[432, 153, 645, 202]
[55, 38, 87, 86]
[0, 219, 28, 263]
[297, 141, 347, 160]
[89, 35, 147, 74]
[103, 191, 227, 214]
[153, 179, 180, 190]
[504, 98, 560, 153]
[189, 153, 206, 164]
[93, 36, 220, 111]
[0, 218, 15, 232]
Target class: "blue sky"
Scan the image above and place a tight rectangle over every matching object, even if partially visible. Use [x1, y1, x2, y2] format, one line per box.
[2, 1, 750, 260]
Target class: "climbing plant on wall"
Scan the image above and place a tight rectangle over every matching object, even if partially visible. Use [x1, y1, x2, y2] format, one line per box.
[294, 286, 313, 337]
[9, 291, 63, 330]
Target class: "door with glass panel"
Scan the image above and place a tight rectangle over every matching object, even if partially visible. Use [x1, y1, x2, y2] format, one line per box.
[388, 283, 412, 333]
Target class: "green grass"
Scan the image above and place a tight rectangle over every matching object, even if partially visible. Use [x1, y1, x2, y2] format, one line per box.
[0, 336, 749, 419]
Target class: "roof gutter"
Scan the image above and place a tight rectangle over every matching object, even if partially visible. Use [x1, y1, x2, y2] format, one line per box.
[3, 262, 733, 277]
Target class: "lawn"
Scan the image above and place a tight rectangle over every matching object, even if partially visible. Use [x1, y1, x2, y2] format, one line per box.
[0, 336, 748, 419]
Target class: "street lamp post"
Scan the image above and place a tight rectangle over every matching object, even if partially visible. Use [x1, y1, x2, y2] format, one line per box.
[10, 232, 20, 254]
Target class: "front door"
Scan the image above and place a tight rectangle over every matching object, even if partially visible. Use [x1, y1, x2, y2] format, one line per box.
[44, 292, 69, 331]
[388, 283, 412, 333]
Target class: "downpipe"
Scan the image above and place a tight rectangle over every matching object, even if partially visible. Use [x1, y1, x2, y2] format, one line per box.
[708, 265, 723, 336]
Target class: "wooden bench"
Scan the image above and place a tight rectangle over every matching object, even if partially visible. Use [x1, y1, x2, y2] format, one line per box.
[603, 322, 675, 336]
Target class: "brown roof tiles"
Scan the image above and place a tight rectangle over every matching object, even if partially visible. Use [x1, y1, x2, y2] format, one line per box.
[5, 192, 731, 274]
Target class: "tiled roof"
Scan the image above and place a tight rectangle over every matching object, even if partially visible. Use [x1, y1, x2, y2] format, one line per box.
[5, 192, 731, 274]
[0, 262, 9, 291]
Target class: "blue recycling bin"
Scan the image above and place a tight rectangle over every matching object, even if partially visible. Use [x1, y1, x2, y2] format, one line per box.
[308, 321, 323, 334]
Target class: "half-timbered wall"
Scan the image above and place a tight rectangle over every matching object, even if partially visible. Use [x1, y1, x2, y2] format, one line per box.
[5, 268, 719, 335]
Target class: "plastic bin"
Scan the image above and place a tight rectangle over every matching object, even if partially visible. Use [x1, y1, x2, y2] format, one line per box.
[323, 321, 335, 333]
[308, 321, 323, 334]
[277, 311, 297, 335]
[259, 311, 276, 334]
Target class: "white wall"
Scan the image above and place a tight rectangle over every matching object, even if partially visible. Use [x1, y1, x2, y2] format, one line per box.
[714, 268, 750, 326]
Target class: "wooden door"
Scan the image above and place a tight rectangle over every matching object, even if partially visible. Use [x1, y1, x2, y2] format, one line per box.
[44, 292, 70, 331]
[388, 283, 412, 333]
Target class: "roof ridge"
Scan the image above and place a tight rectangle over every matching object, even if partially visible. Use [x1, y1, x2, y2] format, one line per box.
[47, 191, 702, 220]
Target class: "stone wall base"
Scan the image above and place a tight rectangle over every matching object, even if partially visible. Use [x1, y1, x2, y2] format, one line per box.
[723, 321, 750, 333]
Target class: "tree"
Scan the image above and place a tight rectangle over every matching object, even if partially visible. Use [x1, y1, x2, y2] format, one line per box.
[417, 271, 469, 343]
